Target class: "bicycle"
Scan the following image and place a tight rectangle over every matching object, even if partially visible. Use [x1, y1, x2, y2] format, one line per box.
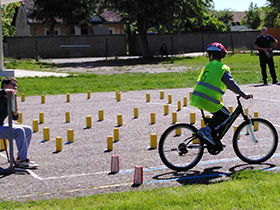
[159, 95, 278, 171]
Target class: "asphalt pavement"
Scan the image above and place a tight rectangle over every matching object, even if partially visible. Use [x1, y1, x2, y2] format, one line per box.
[0, 82, 280, 201]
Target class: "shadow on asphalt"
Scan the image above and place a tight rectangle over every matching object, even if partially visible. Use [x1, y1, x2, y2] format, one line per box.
[152, 163, 276, 185]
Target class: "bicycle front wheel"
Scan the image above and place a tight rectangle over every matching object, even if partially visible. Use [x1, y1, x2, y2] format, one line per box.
[233, 118, 278, 164]
[159, 123, 204, 171]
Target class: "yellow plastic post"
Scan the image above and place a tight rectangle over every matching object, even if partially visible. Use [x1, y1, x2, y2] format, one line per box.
[117, 114, 123, 126]
[86, 116, 92, 128]
[172, 112, 177, 124]
[66, 93, 70, 102]
[87, 90, 91, 99]
[56, 137, 63, 152]
[175, 126, 182, 136]
[32, 119, 38, 132]
[65, 112, 70, 123]
[21, 93, 25, 102]
[150, 113, 156, 124]
[190, 112, 196, 124]
[0, 139, 7, 150]
[114, 128, 119, 142]
[115, 90, 120, 98]
[41, 95, 45, 104]
[134, 107, 138, 118]
[164, 104, 169, 115]
[17, 112, 22, 124]
[107, 135, 113, 151]
[67, 129, 74, 143]
[43, 127, 50, 141]
[201, 118, 206, 128]
[168, 94, 172, 104]
[39, 112, 44, 124]
[189, 92, 192, 101]
[160, 90, 164, 99]
[228, 105, 233, 114]
[116, 92, 121, 102]
[150, 134, 157, 149]
[254, 111, 259, 131]
[177, 101, 181, 111]
[146, 93, 150, 102]
[234, 126, 240, 139]
[98, 110, 104, 121]
[192, 136, 199, 144]
[245, 107, 249, 115]
[183, 97, 187, 107]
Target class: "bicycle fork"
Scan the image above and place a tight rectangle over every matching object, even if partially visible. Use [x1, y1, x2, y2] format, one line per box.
[246, 119, 258, 143]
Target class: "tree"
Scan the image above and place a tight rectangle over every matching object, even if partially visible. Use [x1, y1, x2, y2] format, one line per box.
[29, 0, 95, 35]
[210, 9, 234, 31]
[99, 0, 214, 58]
[262, 0, 280, 28]
[241, 2, 261, 29]
[1, 2, 20, 37]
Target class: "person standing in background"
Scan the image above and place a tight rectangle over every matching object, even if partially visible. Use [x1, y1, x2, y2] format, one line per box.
[254, 27, 279, 85]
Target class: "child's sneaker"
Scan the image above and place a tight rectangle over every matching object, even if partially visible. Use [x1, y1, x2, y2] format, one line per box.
[15, 158, 38, 169]
[197, 126, 216, 145]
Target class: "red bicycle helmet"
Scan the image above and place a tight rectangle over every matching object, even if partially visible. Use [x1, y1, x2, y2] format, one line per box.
[206, 42, 227, 58]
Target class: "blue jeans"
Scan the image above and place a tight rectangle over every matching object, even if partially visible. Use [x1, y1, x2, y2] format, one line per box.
[0, 124, 32, 160]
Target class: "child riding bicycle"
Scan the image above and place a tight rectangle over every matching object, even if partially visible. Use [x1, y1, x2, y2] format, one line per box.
[190, 42, 253, 145]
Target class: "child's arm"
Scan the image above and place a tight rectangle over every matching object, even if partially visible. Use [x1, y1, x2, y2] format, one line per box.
[222, 71, 252, 99]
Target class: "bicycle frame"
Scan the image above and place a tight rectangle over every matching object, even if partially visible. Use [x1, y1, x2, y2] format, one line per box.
[201, 95, 249, 141]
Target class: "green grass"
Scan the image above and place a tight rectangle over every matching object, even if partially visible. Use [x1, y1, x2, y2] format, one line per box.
[3, 54, 278, 96]
[1, 54, 280, 208]
[1, 170, 280, 209]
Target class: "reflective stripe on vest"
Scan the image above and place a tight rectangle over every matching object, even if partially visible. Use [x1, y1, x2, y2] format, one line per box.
[190, 60, 229, 113]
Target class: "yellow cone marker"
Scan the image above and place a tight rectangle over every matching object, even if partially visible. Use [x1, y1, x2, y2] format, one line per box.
[0, 139, 8, 150]
[201, 118, 206, 128]
[33, 119, 38, 132]
[98, 110, 104, 121]
[116, 91, 121, 102]
[114, 128, 119, 142]
[245, 107, 249, 115]
[39, 112, 44, 124]
[134, 107, 138, 118]
[67, 129, 74, 143]
[234, 125, 240, 139]
[87, 90, 91, 99]
[86, 116, 92, 128]
[66, 93, 70, 102]
[146, 93, 150, 102]
[150, 113, 156, 124]
[175, 126, 182, 136]
[190, 112, 196, 124]
[177, 101, 181, 111]
[228, 105, 233, 114]
[43, 127, 50, 141]
[172, 112, 177, 124]
[164, 104, 169, 115]
[160, 90, 164, 99]
[56, 137, 63, 152]
[254, 111, 258, 131]
[117, 114, 123, 126]
[183, 97, 187, 107]
[41, 95, 45, 104]
[65, 112, 70, 123]
[17, 112, 22, 124]
[21, 93, 25, 102]
[150, 134, 157, 149]
[189, 92, 192, 101]
[168, 94, 172, 104]
[107, 135, 113, 151]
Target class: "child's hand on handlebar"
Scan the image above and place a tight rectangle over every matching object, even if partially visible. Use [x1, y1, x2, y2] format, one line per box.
[243, 94, 253, 100]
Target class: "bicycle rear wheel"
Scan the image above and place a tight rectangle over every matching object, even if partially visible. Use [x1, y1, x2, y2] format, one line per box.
[159, 123, 204, 171]
[233, 118, 278, 164]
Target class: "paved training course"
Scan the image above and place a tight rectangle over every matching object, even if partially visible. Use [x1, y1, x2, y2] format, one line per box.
[0, 83, 280, 201]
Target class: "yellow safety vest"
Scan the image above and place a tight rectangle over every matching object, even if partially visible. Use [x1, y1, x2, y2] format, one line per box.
[190, 60, 229, 113]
